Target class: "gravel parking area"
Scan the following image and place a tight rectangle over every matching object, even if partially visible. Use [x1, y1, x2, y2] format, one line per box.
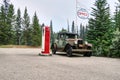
[0, 48, 120, 80]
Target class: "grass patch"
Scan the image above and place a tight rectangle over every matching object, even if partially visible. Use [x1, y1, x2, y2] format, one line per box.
[0, 45, 41, 48]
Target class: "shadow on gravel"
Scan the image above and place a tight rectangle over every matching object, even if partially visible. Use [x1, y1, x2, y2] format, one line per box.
[16, 52, 88, 58]
[55, 52, 84, 58]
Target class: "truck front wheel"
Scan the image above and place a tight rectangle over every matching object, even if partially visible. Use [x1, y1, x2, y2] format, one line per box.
[66, 45, 72, 57]
[84, 52, 92, 57]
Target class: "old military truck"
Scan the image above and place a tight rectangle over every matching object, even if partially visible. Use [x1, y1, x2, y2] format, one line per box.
[51, 32, 92, 57]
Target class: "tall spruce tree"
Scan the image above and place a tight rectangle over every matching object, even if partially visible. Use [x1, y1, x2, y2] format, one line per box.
[110, 0, 120, 57]
[31, 12, 41, 46]
[41, 23, 45, 28]
[7, 4, 15, 44]
[22, 7, 30, 45]
[50, 20, 54, 44]
[15, 8, 22, 45]
[114, 0, 120, 30]
[87, 0, 112, 56]
[0, 6, 6, 44]
[0, 4, 15, 45]
[72, 21, 75, 33]
[82, 26, 85, 41]
[79, 24, 86, 41]
[80, 24, 83, 38]
[111, 28, 120, 57]
[67, 19, 70, 32]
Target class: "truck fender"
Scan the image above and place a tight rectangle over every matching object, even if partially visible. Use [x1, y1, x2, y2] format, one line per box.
[64, 43, 71, 52]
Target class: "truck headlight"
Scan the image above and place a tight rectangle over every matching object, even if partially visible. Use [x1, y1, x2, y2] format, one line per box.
[74, 40, 77, 44]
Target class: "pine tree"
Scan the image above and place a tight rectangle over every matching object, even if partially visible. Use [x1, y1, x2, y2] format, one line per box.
[7, 4, 15, 44]
[41, 23, 45, 28]
[79, 24, 86, 40]
[60, 28, 67, 32]
[82, 26, 85, 41]
[111, 28, 120, 57]
[31, 12, 41, 46]
[0, 6, 6, 44]
[15, 8, 22, 45]
[85, 25, 89, 40]
[110, 0, 120, 57]
[0, 4, 15, 45]
[87, 0, 112, 56]
[114, 0, 120, 30]
[22, 7, 30, 45]
[50, 20, 54, 44]
[67, 19, 70, 32]
[72, 21, 75, 33]
[80, 24, 83, 38]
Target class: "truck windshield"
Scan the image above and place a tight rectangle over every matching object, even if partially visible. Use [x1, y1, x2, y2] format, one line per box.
[66, 34, 77, 39]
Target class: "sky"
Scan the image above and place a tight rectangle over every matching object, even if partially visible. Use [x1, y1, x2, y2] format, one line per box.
[0, 0, 119, 32]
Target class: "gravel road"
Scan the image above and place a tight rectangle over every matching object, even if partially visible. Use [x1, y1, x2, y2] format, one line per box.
[0, 48, 120, 80]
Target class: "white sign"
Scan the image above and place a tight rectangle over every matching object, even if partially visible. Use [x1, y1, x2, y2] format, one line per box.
[77, 8, 89, 19]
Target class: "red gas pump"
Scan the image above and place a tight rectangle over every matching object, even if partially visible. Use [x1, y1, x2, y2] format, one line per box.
[39, 26, 51, 56]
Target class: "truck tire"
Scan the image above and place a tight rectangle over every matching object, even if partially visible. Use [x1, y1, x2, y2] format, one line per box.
[51, 43, 57, 54]
[88, 52, 92, 57]
[66, 45, 72, 57]
[84, 52, 92, 57]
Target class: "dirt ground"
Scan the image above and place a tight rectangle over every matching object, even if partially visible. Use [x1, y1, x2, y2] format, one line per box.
[0, 48, 120, 80]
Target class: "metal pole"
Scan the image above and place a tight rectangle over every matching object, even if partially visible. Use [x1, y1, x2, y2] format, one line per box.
[76, 0, 78, 34]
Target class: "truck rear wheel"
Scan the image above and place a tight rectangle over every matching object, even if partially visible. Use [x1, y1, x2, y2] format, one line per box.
[66, 45, 72, 57]
[84, 52, 92, 57]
